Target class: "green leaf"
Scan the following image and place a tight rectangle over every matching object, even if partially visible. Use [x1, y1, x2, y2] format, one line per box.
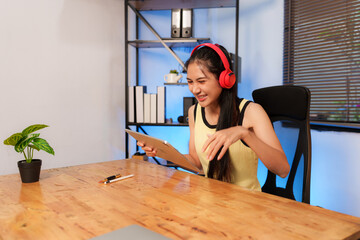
[3, 133, 23, 146]
[14, 134, 40, 153]
[22, 124, 49, 135]
[32, 138, 55, 155]
[28, 144, 40, 151]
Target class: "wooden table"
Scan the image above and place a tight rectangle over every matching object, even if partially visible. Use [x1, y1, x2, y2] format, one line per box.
[0, 159, 359, 239]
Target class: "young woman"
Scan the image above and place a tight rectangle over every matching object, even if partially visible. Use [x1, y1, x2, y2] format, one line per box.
[138, 43, 289, 191]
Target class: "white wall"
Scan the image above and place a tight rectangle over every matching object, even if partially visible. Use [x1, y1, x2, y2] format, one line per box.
[0, 0, 125, 175]
[238, 0, 284, 99]
[311, 130, 360, 217]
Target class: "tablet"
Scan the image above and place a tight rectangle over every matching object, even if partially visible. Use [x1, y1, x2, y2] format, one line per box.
[90, 224, 171, 240]
[125, 129, 201, 173]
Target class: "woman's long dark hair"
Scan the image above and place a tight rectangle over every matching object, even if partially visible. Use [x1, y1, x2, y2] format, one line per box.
[185, 45, 240, 183]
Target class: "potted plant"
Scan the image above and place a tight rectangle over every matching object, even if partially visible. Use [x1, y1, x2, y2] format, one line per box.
[164, 69, 182, 83]
[3, 124, 55, 183]
[169, 69, 179, 74]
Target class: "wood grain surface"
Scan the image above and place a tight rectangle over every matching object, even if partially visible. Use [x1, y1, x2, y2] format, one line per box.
[0, 159, 359, 240]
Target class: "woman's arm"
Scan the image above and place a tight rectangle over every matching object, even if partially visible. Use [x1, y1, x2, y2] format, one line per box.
[242, 103, 289, 178]
[137, 141, 157, 157]
[201, 102, 289, 178]
[188, 105, 203, 169]
[137, 104, 202, 170]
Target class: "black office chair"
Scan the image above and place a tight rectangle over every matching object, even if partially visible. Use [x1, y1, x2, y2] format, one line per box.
[252, 85, 311, 203]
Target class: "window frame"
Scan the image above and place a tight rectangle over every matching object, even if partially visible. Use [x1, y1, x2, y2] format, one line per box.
[283, 0, 360, 132]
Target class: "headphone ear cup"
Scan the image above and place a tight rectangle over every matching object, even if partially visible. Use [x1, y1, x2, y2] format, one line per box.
[226, 72, 236, 88]
[219, 70, 236, 89]
[219, 70, 227, 88]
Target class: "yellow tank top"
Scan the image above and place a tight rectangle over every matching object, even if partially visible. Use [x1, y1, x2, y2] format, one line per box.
[194, 98, 261, 191]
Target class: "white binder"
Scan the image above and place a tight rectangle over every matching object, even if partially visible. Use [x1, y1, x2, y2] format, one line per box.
[171, 9, 181, 38]
[182, 9, 193, 38]
[128, 86, 135, 123]
[135, 86, 145, 123]
[157, 86, 165, 123]
[150, 94, 157, 123]
[144, 93, 151, 123]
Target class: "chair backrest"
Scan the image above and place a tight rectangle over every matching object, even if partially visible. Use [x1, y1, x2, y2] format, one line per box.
[252, 85, 311, 203]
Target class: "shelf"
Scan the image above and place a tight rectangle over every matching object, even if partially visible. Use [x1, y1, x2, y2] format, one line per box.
[128, 0, 237, 10]
[125, 0, 239, 158]
[164, 83, 188, 86]
[127, 122, 189, 127]
[128, 38, 210, 48]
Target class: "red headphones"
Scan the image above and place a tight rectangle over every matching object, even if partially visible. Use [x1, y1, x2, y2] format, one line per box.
[190, 43, 236, 89]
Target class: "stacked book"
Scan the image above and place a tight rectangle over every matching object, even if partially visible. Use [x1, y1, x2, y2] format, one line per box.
[128, 86, 165, 124]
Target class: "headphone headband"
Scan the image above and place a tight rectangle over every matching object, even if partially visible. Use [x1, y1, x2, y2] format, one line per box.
[191, 43, 231, 71]
[190, 43, 235, 89]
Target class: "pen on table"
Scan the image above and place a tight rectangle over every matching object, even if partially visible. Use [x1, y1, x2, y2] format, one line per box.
[98, 173, 122, 183]
[104, 174, 134, 184]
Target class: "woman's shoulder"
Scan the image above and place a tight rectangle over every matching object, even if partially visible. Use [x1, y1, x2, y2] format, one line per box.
[236, 97, 261, 111]
[188, 103, 198, 123]
[242, 101, 269, 127]
[237, 98, 263, 113]
[244, 101, 266, 116]
[188, 103, 201, 128]
[188, 104, 196, 116]
[247, 101, 263, 111]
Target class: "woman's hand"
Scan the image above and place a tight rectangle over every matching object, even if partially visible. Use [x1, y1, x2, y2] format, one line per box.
[137, 141, 157, 157]
[201, 126, 249, 161]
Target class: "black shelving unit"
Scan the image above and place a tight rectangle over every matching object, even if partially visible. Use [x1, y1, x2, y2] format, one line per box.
[128, 38, 211, 48]
[164, 83, 188, 86]
[125, 0, 240, 158]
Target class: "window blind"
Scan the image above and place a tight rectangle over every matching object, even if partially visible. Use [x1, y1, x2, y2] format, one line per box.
[284, 0, 360, 126]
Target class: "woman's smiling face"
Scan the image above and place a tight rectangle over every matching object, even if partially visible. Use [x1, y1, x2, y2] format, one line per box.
[187, 61, 223, 109]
